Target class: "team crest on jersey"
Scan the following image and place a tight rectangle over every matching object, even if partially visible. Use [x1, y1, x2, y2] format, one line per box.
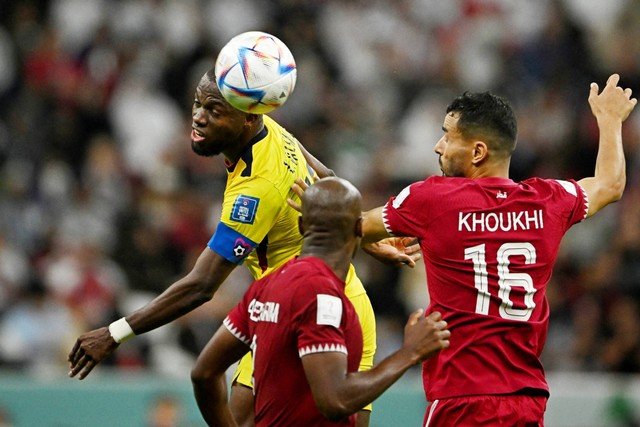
[233, 238, 251, 259]
[231, 195, 259, 224]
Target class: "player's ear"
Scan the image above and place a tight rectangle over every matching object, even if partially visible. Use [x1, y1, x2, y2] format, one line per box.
[471, 140, 489, 165]
[354, 217, 363, 238]
[244, 113, 260, 126]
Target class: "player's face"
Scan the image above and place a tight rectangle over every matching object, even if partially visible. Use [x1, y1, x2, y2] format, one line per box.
[191, 75, 247, 157]
[434, 112, 473, 177]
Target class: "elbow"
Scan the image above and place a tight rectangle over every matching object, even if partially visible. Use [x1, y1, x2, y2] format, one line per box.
[186, 275, 218, 304]
[195, 281, 217, 303]
[191, 361, 218, 387]
[612, 182, 625, 202]
[190, 362, 211, 386]
[315, 398, 352, 422]
[606, 180, 626, 204]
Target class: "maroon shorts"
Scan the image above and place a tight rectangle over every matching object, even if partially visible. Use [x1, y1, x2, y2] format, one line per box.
[424, 394, 547, 427]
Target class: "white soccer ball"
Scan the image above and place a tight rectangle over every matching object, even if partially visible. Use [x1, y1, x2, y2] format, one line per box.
[215, 31, 297, 114]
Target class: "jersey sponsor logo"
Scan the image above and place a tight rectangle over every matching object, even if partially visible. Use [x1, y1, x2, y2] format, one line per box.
[231, 195, 259, 224]
[497, 190, 507, 199]
[248, 299, 280, 323]
[458, 209, 544, 232]
[316, 294, 342, 328]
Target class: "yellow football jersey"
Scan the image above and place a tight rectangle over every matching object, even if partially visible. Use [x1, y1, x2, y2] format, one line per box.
[207, 115, 366, 299]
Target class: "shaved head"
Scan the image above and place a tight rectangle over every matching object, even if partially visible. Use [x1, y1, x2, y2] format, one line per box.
[300, 177, 362, 243]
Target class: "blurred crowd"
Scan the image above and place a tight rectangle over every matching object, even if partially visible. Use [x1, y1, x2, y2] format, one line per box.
[0, 0, 639, 379]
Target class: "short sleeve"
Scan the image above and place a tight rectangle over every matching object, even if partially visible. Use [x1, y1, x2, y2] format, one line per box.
[208, 176, 284, 263]
[224, 286, 254, 346]
[293, 279, 349, 358]
[383, 180, 429, 239]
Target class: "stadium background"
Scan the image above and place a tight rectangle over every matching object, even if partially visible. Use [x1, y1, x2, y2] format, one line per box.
[0, 0, 638, 425]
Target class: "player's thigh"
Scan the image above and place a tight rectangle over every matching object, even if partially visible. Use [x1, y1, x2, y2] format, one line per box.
[424, 395, 547, 427]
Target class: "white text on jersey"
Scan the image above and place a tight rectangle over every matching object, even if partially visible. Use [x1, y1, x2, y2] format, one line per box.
[248, 299, 280, 323]
[458, 209, 544, 232]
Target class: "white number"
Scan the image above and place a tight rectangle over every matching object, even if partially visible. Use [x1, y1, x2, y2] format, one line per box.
[250, 335, 257, 388]
[465, 243, 537, 321]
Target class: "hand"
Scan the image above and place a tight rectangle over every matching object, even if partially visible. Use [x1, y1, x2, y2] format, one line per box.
[287, 177, 311, 212]
[402, 310, 450, 364]
[68, 327, 119, 380]
[588, 74, 637, 123]
[362, 237, 422, 268]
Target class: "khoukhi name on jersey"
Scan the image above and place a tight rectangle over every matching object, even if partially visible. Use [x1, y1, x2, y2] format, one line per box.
[458, 209, 544, 232]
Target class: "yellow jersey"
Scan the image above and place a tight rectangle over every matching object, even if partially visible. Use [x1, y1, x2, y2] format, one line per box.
[207, 115, 366, 299]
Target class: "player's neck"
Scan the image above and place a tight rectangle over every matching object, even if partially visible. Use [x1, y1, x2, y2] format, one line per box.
[469, 161, 510, 179]
[299, 245, 352, 283]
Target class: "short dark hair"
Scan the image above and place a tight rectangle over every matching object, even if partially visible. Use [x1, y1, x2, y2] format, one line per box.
[446, 92, 517, 157]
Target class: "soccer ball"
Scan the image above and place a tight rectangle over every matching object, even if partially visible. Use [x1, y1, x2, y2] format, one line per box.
[215, 31, 297, 114]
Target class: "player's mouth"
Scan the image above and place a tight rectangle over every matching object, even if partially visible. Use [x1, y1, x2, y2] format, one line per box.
[191, 128, 206, 144]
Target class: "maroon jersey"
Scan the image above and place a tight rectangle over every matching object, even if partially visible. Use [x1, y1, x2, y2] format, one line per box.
[382, 176, 588, 401]
[224, 257, 363, 427]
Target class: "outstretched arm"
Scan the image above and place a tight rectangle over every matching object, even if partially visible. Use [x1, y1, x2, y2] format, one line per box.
[68, 247, 237, 379]
[302, 310, 450, 421]
[578, 73, 637, 218]
[289, 179, 421, 267]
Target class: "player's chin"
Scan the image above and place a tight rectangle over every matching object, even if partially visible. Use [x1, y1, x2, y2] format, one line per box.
[191, 140, 218, 157]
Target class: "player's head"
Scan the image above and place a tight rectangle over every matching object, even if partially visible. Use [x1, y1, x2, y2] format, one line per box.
[435, 91, 517, 178]
[190, 68, 262, 159]
[299, 177, 363, 253]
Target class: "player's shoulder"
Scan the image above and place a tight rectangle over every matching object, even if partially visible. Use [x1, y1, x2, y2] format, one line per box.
[519, 177, 582, 197]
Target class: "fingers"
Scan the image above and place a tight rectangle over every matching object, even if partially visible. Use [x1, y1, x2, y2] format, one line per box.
[287, 198, 301, 212]
[291, 182, 304, 200]
[68, 340, 81, 364]
[69, 353, 96, 380]
[406, 308, 424, 326]
[289, 178, 309, 212]
[399, 254, 417, 269]
[426, 312, 450, 348]
[404, 244, 421, 255]
[588, 82, 599, 104]
[400, 237, 421, 268]
[606, 73, 620, 88]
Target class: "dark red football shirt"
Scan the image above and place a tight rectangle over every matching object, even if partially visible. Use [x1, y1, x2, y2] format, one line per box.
[382, 176, 588, 401]
[225, 256, 363, 426]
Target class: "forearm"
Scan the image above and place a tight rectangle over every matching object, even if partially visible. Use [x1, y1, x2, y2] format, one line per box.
[127, 277, 215, 335]
[333, 348, 417, 416]
[126, 248, 236, 334]
[361, 207, 390, 245]
[580, 117, 626, 217]
[593, 117, 625, 192]
[580, 74, 637, 217]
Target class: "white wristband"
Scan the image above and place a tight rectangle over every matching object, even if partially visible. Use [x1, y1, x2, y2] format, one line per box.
[108, 317, 135, 344]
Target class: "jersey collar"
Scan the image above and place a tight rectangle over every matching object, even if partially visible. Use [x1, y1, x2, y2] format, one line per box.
[225, 125, 269, 172]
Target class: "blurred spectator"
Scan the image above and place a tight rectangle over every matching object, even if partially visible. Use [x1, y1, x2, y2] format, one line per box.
[0, 0, 638, 378]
